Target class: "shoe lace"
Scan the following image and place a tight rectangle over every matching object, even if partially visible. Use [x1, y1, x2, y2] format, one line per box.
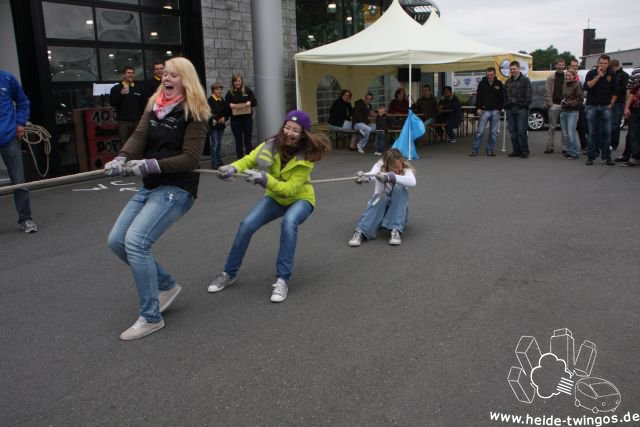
[272, 280, 287, 295]
[391, 230, 400, 239]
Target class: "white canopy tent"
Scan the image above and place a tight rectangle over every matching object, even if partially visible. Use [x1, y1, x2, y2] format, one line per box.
[294, 0, 532, 123]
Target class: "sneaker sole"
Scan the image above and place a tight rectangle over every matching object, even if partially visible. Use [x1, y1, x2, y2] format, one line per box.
[348, 241, 362, 247]
[271, 295, 287, 303]
[389, 240, 401, 245]
[207, 277, 236, 293]
[159, 285, 182, 313]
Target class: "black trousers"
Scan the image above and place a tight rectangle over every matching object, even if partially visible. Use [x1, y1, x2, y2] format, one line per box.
[230, 117, 253, 159]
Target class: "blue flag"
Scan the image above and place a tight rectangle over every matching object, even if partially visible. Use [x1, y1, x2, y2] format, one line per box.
[391, 110, 424, 159]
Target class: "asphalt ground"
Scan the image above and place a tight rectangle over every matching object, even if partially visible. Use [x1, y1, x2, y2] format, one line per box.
[1, 129, 639, 426]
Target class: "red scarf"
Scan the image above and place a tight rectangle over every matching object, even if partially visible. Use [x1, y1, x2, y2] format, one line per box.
[153, 91, 184, 119]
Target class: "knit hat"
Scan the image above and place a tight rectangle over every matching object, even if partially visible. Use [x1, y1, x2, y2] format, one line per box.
[284, 110, 311, 131]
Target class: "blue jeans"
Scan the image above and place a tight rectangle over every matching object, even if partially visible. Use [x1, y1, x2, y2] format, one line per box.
[585, 105, 612, 160]
[230, 117, 253, 159]
[610, 103, 624, 149]
[507, 108, 529, 154]
[209, 128, 224, 168]
[224, 196, 313, 281]
[356, 186, 409, 240]
[471, 110, 500, 153]
[107, 186, 194, 322]
[354, 122, 373, 149]
[560, 111, 579, 158]
[0, 138, 32, 223]
[628, 108, 640, 160]
[375, 131, 386, 153]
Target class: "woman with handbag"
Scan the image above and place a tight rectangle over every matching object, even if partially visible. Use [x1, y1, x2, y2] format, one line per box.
[225, 73, 258, 159]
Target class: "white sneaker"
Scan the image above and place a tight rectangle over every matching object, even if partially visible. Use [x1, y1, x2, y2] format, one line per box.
[374, 151, 383, 156]
[158, 284, 182, 313]
[271, 278, 288, 303]
[120, 317, 165, 341]
[389, 229, 402, 245]
[208, 272, 236, 293]
[357, 146, 365, 154]
[20, 219, 38, 234]
[348, 230, 363, 247]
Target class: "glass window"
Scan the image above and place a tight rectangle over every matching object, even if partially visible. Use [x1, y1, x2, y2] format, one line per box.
[141, 13, 180, 44]
[144, 50, 180, 79]
[141, 0, 180, 10]
[42, 3, 95, 40]
[93, 0, 138, 4]
[48, 47, 99, 82]
[96, 8, 141, 43]
[316, 75, 341, 123]
[99, 49, 144, 82]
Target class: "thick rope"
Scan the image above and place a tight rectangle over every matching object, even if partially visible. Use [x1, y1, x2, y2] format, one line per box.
[22, 124, 52, 178]
[0, 170, 105, 194]
[1, 168, 371, 196]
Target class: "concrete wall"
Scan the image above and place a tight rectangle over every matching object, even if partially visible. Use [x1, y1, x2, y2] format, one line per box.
[200, 0, 298, 160]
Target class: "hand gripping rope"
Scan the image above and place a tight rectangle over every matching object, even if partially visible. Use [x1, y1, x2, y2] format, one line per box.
[0, 168, 376, 196]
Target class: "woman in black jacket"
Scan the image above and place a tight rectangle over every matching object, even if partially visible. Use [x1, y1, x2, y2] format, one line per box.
[225, 73, 257, 159]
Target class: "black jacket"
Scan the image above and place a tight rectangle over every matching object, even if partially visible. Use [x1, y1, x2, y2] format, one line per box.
[144, 76, 162, 102]
[225, 87, 257, 120]
[475, 77, 504, 111]
[143, 105, 200, 197]
[352, 99, 372, 125]
[109, 82, 145, 121]
[208, 96, 231, 130]
[328, 98, 353, 127]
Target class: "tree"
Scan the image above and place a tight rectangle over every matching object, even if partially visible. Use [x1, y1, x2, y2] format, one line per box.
[529, 45, 576, 70]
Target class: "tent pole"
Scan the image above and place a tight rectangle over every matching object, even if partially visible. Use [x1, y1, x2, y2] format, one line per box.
[295, 60, 301, 110]
[408, 61, 412, 160]
[501, 110, 507, 152]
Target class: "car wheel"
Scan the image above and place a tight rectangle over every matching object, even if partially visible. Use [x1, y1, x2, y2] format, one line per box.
[528, 110, 545, 131]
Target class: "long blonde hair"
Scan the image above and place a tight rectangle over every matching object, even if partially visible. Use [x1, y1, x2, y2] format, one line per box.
[146, 57, 211, 123]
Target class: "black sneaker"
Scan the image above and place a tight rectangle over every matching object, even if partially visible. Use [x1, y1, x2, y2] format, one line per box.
[544, 148, 554, 154]
[585, 159, 594, 165]
[486, 151, 496, 157]
[508, 152, 521, 158]
[614, 156, 629, 163]
[604, 159, 615, 166]
[566, 156, 578, 160]
[560, 153, 570, 159]
[520, 153, 529, 159]
[469, 151, 478, 157]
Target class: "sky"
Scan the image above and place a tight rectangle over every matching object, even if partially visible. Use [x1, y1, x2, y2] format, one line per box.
[436, 0, 640, 60]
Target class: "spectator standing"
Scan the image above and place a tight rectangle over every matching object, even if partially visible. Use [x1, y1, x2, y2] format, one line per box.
[437, 86, 462, 143]
[0, 69, 38, 233]
[225, 73, 257, 159]
[413, 84, 439, 127]
[620, 68, 640, 167]
[569, 59, 588, 151]
[559, 69, 584, 160]
[374, 105, 392, 155]
[470, 67, 504, 156]
[353, 93, 375, 154]
[583, 54, 618, 166]
[109, 66, 145, 148]
[207, 82, 230, 169]
[543, 58, 566, 154]
[144, 61, 164, 101]
[609, 59, 629, 151]
[504, 61, 532, 158]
